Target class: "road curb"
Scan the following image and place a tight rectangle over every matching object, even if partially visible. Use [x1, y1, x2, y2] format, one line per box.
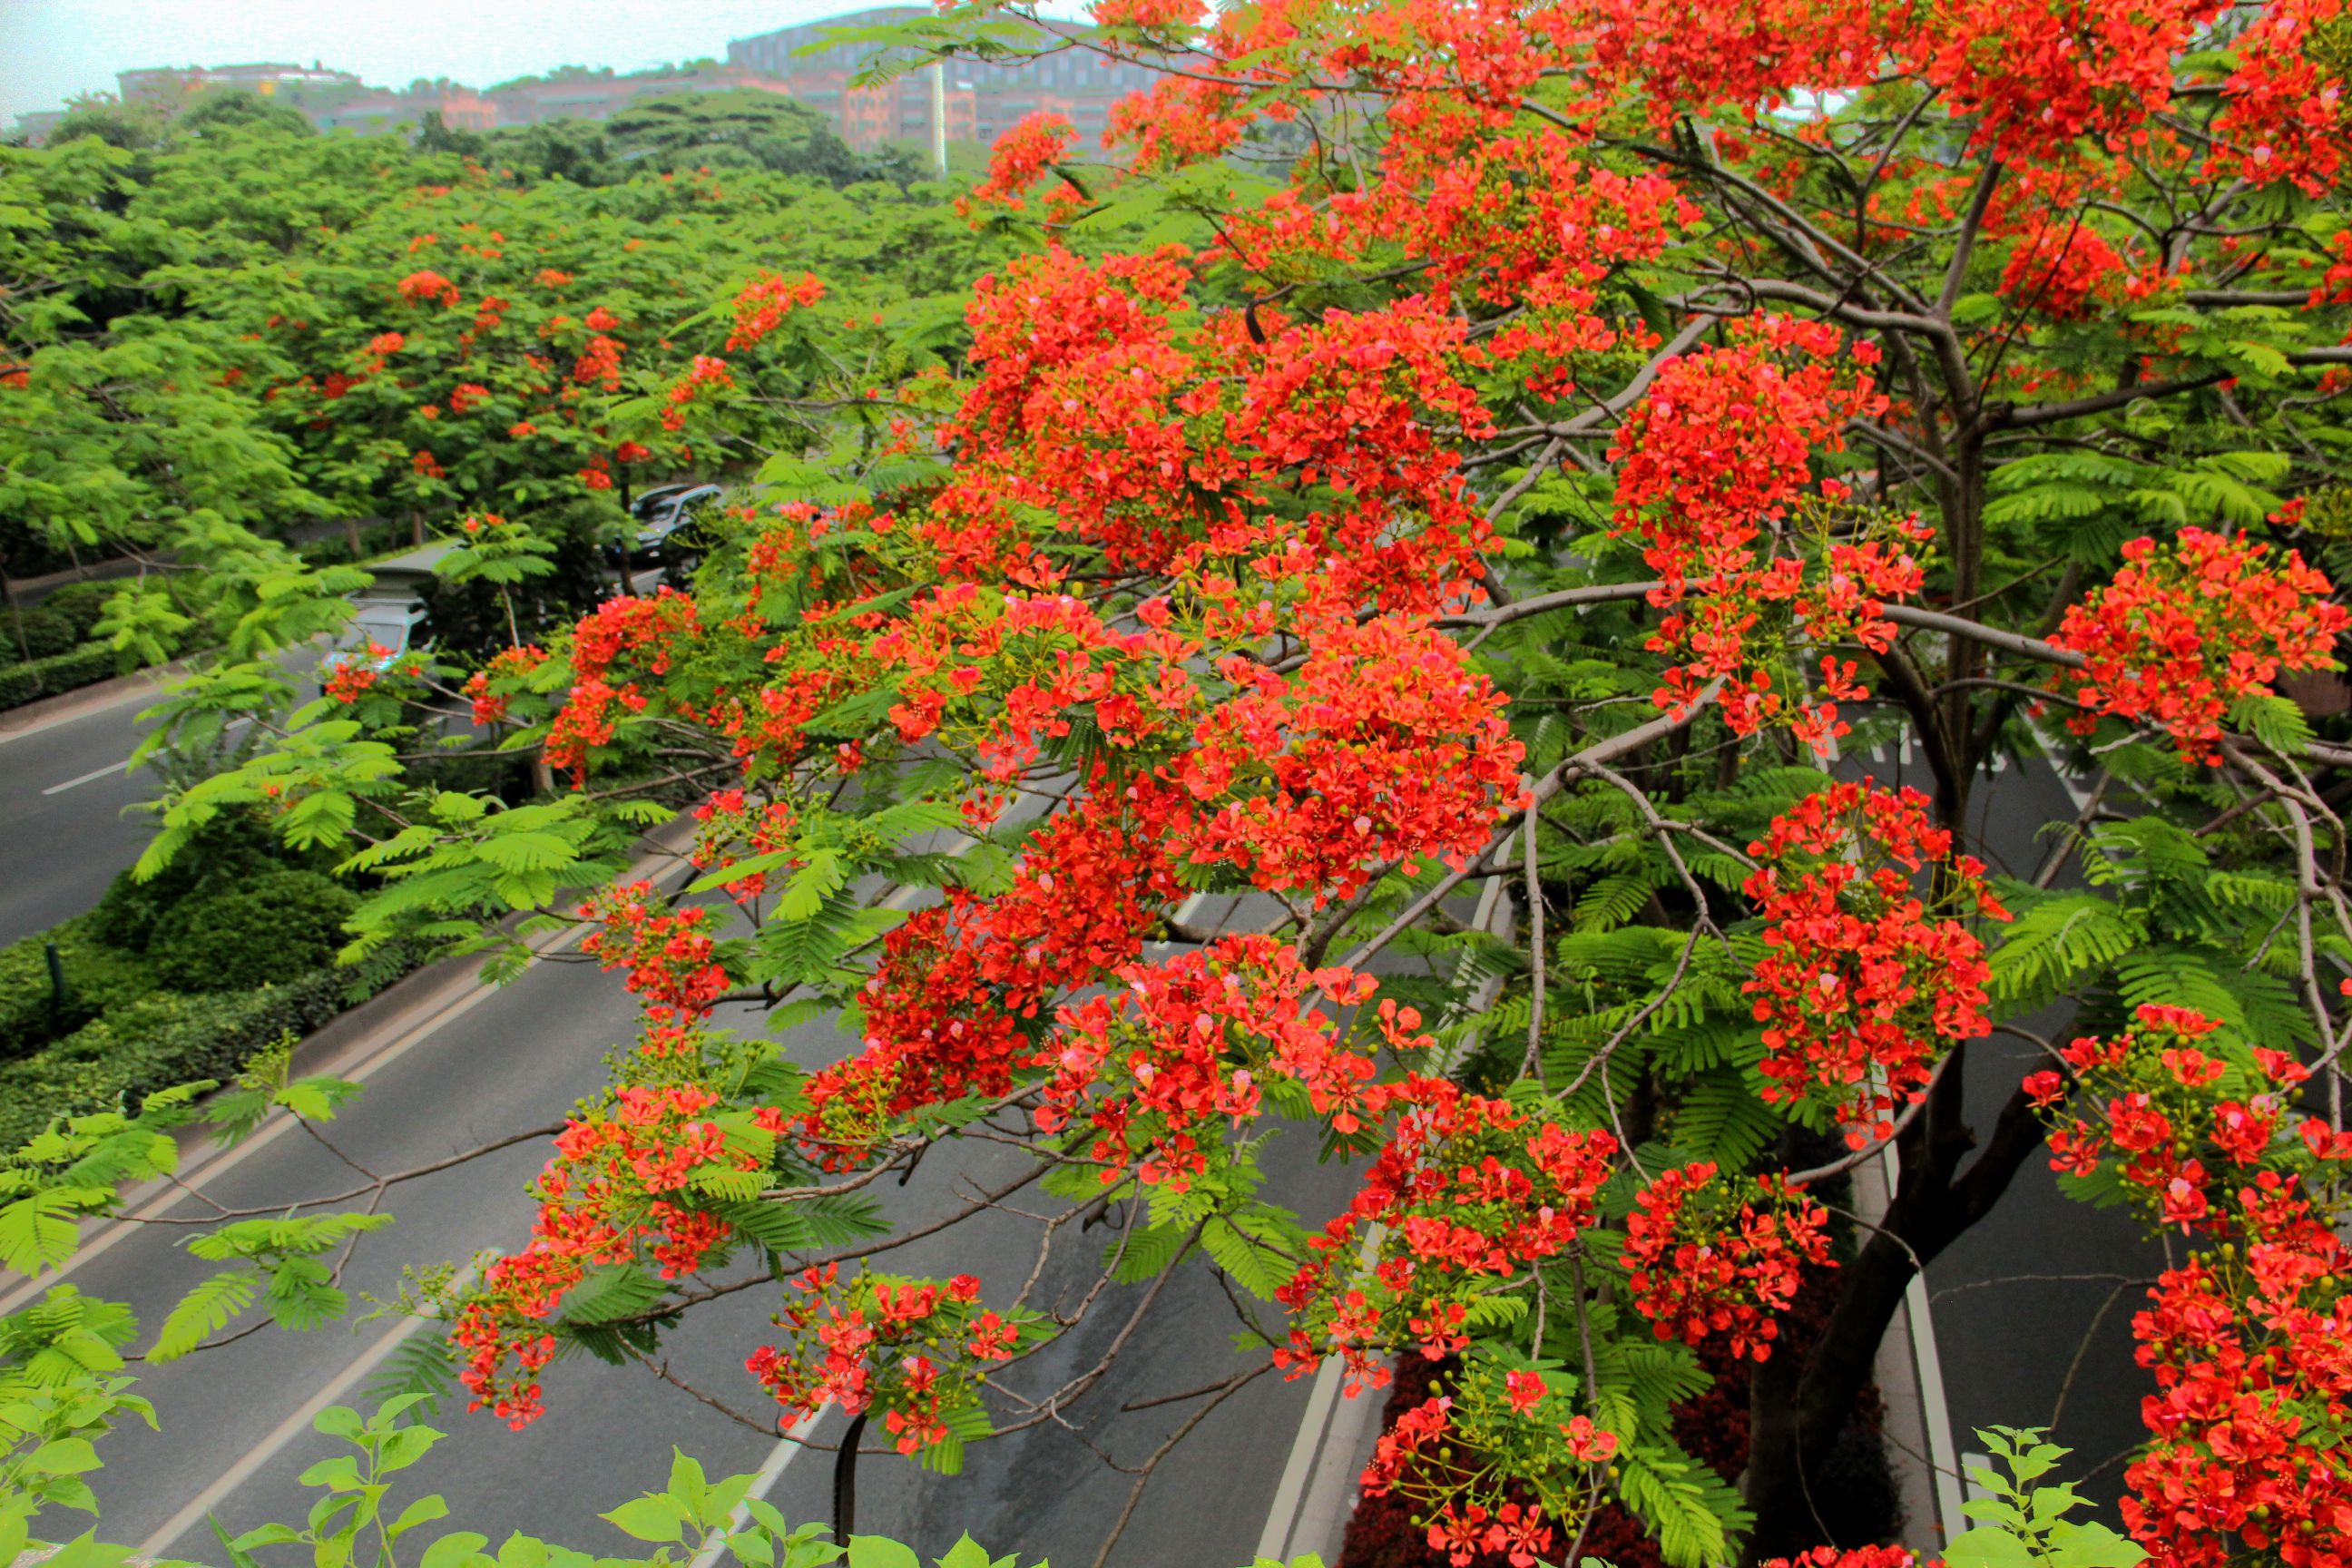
[0, 658, 198, 745]
[0, 819, 699, 1317]
[1257, 877, 1513, 1564]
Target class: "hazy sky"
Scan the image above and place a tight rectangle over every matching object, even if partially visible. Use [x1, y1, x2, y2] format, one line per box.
[0, 0, 946, 122]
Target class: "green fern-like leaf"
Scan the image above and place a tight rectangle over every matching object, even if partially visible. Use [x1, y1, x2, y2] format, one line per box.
[364, 1326, 461, 1416]
[1668, 1069, 1782, 1171]
[150, 1269, 258, 1362]
[557, 1263, 671, 1327]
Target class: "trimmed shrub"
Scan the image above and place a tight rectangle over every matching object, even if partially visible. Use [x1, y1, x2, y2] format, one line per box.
[35, 581, 123, 642]
[150, 871, 359, 994]
[87, 816, 301, 953]
[0, 972, 348, 1152]
[0, 643, 121, 710]
[0, 608, 77, 661]
[0, 918, 160, 1060]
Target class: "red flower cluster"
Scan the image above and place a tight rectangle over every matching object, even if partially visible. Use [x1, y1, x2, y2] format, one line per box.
[1913, 0, 2222, 163]
[1042, 936, 1387, 1189]
[686, 786, 800, 902]
[544, 675, 645, 775]
[397, 269, 460, 307]
[572, 587, 701, 684]
[796, 783, 1184, 1154]
[1280, 1080, 1619, 1393]
[1999, 214, 2132, 320]
[1609, 319, 1903, 748]
[967, 112, 1079, 213]
[461, 642, 547, 726]
[1103, 76, 1251, 176]
[454, 1080, 784, 1426]
[2208, 0, 2349, 195]
[2125, 1171, 2352, 1568]
[1357, 1359, 1620, 1568]
[725, 270, 825, 351]
[573, 333, 624, 391]
[2052, 527, 2348, 762]
[1756, 1550, 1916, 1568]
[1622, 1162, 1834, 1362]
[2031, 1004, 2317, 1231]
[661, 354, 734, 431]
[1743, 782, 2008, 1146]
[1177, 618, 1527, 904]
[578, 882, 732, 1022]
[745, 1265, 1023, 1455]
[323, 646, 392, 704]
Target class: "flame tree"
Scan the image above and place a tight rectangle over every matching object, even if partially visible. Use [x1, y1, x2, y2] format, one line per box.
[13, 4, 2352, 1566]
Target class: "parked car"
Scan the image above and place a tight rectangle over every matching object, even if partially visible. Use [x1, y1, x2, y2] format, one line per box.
[655, 494, 734, 585]
[609, 484, 723, 567]
[323, 597, 428, 674]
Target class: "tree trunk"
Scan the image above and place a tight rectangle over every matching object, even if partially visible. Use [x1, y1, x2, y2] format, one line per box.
[1741, 1049, 2051, 1560]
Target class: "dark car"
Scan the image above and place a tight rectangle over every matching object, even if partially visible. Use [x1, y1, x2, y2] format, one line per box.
[608, 483, 723, 567]
[653, 490, 734, 585]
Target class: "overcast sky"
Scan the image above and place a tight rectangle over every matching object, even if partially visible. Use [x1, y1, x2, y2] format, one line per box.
[0, 0, 971, 122]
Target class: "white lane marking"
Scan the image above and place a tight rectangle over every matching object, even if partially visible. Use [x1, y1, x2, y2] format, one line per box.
[0, 831, 693, 1318]
[42, 759, 129, 795]
[687, 1408, 828, 1568]
[137, 1267, 476, 1555]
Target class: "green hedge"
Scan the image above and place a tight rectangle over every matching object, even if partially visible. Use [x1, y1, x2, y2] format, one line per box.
[152, 871, 360, 993]
[0, 643, 122, 710]
[0, 965, 406, 1152]
[0, 917, 160, 1061]
[0, 607, 77, 662]
[35, 581, 124, 642]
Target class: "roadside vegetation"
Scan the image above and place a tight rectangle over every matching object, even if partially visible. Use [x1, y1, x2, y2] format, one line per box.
[4, 3, 2352, 1567]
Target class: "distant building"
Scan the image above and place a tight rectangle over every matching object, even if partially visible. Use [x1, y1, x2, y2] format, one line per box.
[487, 63, 795, 128]
[727, 7, 1158, 153]
[118, 61, 367, 119]
[11, 111, 65, 144]
[313, 82, 495, 135]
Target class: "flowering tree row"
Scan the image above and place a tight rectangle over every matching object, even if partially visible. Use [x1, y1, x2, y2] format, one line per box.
[10, 3, 2352, 1566]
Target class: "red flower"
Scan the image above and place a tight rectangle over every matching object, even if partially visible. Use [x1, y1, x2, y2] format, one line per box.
[397, 269, 460, 308]
[2052, 528, 2349, 763]
[968, 113, 1076, 213]
[1742, 782, 2006, 1145]
[1623, 1163, 1835, 1361]
[725, 270, 825, 350]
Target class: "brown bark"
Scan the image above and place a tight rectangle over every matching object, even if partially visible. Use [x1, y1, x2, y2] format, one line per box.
[1741, 1050, 2052, 1560]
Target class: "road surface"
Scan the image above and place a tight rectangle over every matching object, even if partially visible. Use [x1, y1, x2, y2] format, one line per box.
[3, 674, 2165, 1553]
[1859, 738, 2161, 1514]
[18, 881, 1357, 1566]
[0, 677, 171, 946]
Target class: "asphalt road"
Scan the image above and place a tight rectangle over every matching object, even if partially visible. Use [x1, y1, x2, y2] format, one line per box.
[21, 883, 1357, 1567]
[0, 567, 670, 949]
[0, 678, 170, 946]
[1857, 738, 2161, 1514]
[2, 659, 2163, 1551]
